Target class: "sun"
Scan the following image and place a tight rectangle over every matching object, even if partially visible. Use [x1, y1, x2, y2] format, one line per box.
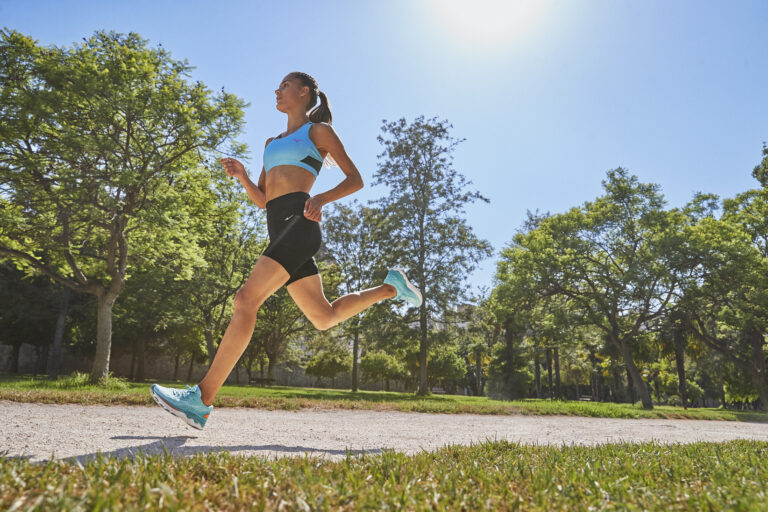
[424, 0, 551, 50]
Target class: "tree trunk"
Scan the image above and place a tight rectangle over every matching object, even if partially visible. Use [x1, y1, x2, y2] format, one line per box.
[36, 344, 49, 375]
[11, 343, 21, 373]
[554, 347, 561, 399]
[351, 329, 359, 392]
[90, 292, 116, 382]
[48, 287, 71, 378]
[534, 348, 542, 398]
[173, 352, 180, 381]
[618, 339, 653, 409]
[417, 305, 429, 395]
[205, 330, 217, 366]
[673, 324, 688, 408]
[625, 365, 635, 404]
[654, 373, 662, 403]
[546, 348, 553, 399]
[187, 353, 195, 381]
[129, 342, 137, 380]
[267, 355, 277, 380]
[136, 337, 146, 382]
[750, 331, 768, 411]
[718, 365, 726, 407]
[475, 348, 483, 396]
[612, 369, 622, 403]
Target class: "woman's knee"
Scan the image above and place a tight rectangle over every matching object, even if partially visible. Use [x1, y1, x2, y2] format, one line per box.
[310, 311, 338, 331]
[233, 287, 266, 313]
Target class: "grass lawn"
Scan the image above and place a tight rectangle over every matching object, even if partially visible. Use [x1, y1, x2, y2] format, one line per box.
[1, 372, 767, 422]
[2, 440, 767, 510]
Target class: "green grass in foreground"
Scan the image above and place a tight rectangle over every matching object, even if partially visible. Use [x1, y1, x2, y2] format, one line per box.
[2, 440, 767, 510]
[2, 372, 767, 422]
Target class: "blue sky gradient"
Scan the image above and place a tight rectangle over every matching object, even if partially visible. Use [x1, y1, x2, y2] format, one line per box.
[3, 0, 767, 291]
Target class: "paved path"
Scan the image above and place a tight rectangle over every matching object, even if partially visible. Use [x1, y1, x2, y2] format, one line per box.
[3, 401, 767, 464]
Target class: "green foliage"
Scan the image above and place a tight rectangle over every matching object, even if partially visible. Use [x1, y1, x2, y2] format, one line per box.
[305, 349, 352, 383]
[53, 371, 129, 390]
[751, 142, 768, 187]
[359, 350, 404, 384]
[494, 169, 691, 409]
[372, 115, 492, 394]
[427, 345, 466, 392]
[0, 28, 248, 380]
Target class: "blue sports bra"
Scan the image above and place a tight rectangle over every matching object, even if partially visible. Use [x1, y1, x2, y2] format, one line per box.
[263, 121, 324, 177]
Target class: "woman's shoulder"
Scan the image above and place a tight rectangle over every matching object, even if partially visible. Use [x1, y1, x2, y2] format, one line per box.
[308, 122, 335, 139]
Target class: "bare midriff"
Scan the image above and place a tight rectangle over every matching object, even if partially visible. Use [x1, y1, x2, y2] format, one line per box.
[264, 158, 326, 202]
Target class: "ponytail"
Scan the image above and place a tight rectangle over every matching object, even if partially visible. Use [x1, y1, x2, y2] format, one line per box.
[309, 90, 332, 125]
[288, 71, 337, 167]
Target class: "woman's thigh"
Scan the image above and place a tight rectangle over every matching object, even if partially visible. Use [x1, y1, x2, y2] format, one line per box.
[235, 256, 291, 310]
[285, 274, 334, 326]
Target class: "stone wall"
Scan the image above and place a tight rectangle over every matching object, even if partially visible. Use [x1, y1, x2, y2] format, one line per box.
[0, 342, 408, 392]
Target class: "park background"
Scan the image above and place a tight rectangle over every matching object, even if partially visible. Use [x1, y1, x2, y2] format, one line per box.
[2, 0, 768, 410]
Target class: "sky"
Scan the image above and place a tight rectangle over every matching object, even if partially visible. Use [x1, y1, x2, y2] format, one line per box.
[2, 0, 767, 292]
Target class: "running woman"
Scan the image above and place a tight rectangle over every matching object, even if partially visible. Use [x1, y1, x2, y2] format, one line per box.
[150, 72, 422, 429]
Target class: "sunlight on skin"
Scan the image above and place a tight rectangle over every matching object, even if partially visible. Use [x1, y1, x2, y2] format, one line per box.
[424, 0, 553, 50]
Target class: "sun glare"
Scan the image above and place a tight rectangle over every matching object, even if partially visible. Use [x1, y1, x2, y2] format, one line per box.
[425, 0, 551, 50]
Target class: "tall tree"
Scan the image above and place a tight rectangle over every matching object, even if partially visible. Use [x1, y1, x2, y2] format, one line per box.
[496, 169, 685, 409]
[0, 30, 245, 380]
[680, 177, 768, 408]
[322, 201, 384, 391]
[372, 115, 492, 395]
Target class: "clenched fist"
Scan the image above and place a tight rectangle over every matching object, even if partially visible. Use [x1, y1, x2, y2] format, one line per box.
[220, 157, 246, 180]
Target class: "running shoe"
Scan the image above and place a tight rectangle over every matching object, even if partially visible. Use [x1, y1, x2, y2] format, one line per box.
[149, 383, 213, 430]
[384, 267, 423, 307]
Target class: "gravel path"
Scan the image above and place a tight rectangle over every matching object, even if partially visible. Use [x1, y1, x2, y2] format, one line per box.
[3, 401, 767, 464]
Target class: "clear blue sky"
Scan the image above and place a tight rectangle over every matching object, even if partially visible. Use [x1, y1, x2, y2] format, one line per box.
[3, 0, 767, 291]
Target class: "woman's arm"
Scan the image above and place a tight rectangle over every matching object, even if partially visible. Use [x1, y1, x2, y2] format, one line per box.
[238, 168, 267, 209]
[220, 138, 272, 209]
[303, 123, 363, 221]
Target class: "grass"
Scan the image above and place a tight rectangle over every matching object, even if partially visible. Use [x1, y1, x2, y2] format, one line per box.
[2, 372, 767, 422]
[2, 440, 767, 510]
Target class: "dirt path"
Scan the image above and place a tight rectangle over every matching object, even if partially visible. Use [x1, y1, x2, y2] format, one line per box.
[3, 401, 767, 464]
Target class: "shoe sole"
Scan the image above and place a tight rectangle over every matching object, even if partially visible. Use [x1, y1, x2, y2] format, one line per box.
[391, 267, 423, 307]
[150, 385, 207, 430]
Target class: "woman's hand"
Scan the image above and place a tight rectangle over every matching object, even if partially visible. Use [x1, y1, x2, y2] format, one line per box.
[304, 195, 324, 222]
[220, 157, 246, 180]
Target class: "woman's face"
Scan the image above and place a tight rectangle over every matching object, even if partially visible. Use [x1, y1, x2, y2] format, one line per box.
[275, 76, 309, 113]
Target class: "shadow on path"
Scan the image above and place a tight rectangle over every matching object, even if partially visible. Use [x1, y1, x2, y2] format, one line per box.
[60, 435, 383, 465]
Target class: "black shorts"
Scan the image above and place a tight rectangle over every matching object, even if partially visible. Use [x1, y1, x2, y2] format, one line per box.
[262, 191, 321, 285]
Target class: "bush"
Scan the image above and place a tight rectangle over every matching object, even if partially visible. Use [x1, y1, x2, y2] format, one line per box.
[668, 395, 682, 406]
[54, 371, 129, 390]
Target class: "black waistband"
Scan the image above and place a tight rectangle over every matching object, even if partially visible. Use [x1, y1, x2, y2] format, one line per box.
[265, 191, 310, 210]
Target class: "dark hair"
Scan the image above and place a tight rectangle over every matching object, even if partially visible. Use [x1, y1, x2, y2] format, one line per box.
[288, 71, 332, 125]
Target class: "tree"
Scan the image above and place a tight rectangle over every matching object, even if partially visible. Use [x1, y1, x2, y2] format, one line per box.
[372, 115, 492, 395]
[0, 29, 246, 381]
[496, 169, 685, 409]
[360, 350, 404, 391]
[305, 348, 352, 387]
[680, 178, 768, 409]
[322, 201, 385, 391]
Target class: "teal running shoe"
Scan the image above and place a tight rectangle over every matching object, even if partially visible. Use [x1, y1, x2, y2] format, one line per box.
[384, 267, 423, 307]
[150, 383, 213, 430]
